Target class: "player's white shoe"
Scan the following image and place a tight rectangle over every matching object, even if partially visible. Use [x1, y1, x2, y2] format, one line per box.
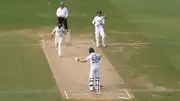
[103, 45, 107, 47]
[97, 46, 101, 48]
[89, 87, 94, 91]
[58, 54, 61, 57]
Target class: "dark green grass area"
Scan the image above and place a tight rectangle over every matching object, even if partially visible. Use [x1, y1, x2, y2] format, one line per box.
[0, 0, 63, 100]
[0, 33, 62, 101]
[107, 0, 180, 87]
[101, 0, 180, 101]
[0, 0, 57, 29]
[0, 32, 39, 44]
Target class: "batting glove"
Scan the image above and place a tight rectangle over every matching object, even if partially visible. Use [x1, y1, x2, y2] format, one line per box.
[74, 57, 79, 61]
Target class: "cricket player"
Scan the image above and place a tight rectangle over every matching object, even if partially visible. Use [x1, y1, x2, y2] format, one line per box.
[75, 47, 101, 92]
[51, 23, 65, 57]
[92, 10, 106, 48]
[56, 2, 69, 34]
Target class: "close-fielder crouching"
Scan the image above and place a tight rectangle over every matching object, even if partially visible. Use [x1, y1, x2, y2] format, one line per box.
[51, 23, 65, 57]
[75, 47, 102, 94]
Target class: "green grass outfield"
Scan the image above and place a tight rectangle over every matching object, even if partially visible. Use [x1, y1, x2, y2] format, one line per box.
[0, 0, 180, 101]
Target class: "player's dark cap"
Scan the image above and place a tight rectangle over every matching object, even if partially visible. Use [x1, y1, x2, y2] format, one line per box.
[89, 47, 95, 53]
[97, 10, 102, 14]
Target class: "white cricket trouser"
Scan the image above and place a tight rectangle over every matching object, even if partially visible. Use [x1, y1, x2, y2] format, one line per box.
[55, 37, 63, 57]
[95, 26, 106, 47]
[89, 66, 100, 90]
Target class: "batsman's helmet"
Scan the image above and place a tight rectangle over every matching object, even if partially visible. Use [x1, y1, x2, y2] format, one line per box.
[89, 47, 95, 53]
[97, 10, 102, 14]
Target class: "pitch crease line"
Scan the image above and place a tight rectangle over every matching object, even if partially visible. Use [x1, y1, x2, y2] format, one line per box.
[42, 40, 45, 46]
[91, 40, 95, 44]
[125, 89, 131, 99]
[118, 96, 130, 99]
[64, 90, 69, 99]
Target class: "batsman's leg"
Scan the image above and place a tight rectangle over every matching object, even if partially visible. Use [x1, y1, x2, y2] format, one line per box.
[95, 67, 100, 94]
[55, 37, 58, 50]
[100, 28, 106, 47]
[58, 37, 63, 57]
[89, 67, 95, 91]
[95, 27, 100, 47]
[102, 36, 106, 47]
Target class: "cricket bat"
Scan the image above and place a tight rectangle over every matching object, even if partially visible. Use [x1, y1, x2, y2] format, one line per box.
[99, 15, 106, 23]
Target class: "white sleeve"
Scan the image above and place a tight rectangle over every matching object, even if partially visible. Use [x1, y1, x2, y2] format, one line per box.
[56, 8, 60, 17]
[92, 17, 95, 24]
[85, 55, 91, 61]
[102, 18, 105, 25]
[65, 8, 68, 18]
[51, 27, 56, 34]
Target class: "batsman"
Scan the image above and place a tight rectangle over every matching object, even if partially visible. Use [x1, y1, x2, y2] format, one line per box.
[75, 47, 101, 94]
[92, 10, 107, 48]
[51, 23, 65, 57]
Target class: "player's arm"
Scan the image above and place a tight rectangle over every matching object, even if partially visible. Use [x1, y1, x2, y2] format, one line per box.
[75, 56, 89, 63]
[77, 59, 87, 63]
[51, 27, 56, 34]
[92, 17, 95, 24]
[77, 57, 89, 63]
[51, 27, 56, 37]
[56, 8, 60, 17]
[101, 19, 105, 25]
[65, 8, 68, 18]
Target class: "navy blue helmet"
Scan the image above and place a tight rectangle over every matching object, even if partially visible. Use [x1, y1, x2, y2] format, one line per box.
[89, 47, 95, 53]
[97, 10, 102, 14]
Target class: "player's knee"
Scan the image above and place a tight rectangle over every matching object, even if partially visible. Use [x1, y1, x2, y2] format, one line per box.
[95, 35, 100, 39]
[95, 77, 100, 80]
[95, 32, 100, 36]
[102, 35, 106, 39]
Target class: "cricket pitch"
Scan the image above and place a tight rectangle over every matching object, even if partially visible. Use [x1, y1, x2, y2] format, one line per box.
[41, 35, 133, 100]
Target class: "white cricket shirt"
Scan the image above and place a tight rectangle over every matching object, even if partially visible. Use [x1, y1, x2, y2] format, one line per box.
[52, 26, 65, 38]
[85, 52, 101, 67]
[56, 7, 68, 18]
[92, 16, 105, 27]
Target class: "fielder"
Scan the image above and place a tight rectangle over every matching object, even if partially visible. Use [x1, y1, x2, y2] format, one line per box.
[75, 47, 101, 93]
[92, 10, 106, 48]
[51, 23, 65, 57]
